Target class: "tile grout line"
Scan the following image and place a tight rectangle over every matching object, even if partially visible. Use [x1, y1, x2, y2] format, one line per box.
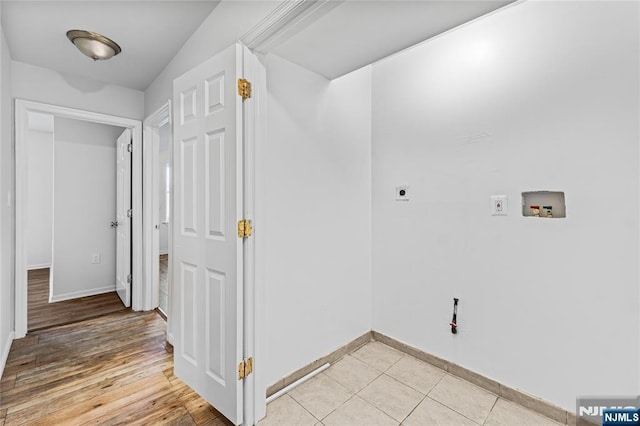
[353, 394, 400, 425]
[426, 373, 493, 426]
[287, 371, 356, 423]
[380, 371, 427, 398]
[339, 349, 409, 425]
[482, 395, 500, 426]
[354, 369, 384, 394]
[385, 359, 448, 396]
[383, 352, 405, 373]
[324, 356, 382, 395]
[318, 393, 355, 423]
[398, 389, 429, 424]
[315, 370, 355, 421]
[425, 371, 448, 397]
[285, 392, 322, 423]
[374, 371, 426, 424]
[350, 342, 404, 375]
[425, 394, 485, 426]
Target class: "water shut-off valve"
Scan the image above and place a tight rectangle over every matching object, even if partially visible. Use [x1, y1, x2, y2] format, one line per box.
[450, 298, 459, 334]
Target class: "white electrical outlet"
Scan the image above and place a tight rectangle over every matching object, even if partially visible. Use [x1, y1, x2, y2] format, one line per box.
[91, 253, 101, 264]
[490, 195, 508, 216]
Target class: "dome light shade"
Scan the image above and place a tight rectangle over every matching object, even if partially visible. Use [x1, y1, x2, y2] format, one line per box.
[66, 30, 121, 61]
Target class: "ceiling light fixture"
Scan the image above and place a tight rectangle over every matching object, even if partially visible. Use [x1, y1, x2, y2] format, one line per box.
[66, 29, 121, 61]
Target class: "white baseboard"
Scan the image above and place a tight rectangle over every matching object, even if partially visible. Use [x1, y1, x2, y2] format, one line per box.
[27, 263, 51, 270]
[49, 286, 117, 303]
[0, 331, 15, 379]
[159, 250, 169, 256]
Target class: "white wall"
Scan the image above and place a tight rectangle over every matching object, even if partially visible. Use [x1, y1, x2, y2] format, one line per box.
[144, 0, 278, 114]
[51, 117, 124, 301]
[13, 61, 144, 120]
[0, 6, 14, 372]
[26, 127, 53, 269]
[371, 0, 639, 411]
[261, 54, 372, 386]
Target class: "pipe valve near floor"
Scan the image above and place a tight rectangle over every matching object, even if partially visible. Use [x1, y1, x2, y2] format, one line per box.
[450, 298, 459, 334]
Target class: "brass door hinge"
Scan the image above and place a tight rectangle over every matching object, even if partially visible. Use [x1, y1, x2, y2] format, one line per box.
[237, 78, 252, 101]
[238, 357, 253, 380]
[237, 219, 252, 238]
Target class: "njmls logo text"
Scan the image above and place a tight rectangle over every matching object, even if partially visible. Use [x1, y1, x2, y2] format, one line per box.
[602, 409, 640, 426]
[579, 406, 638, 417]
[577, 397, 640, 426]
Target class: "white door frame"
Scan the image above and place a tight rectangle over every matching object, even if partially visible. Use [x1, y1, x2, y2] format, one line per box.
[241, 44, 267, 425]
[14, 99, 143, 338]
[142, 101, 173, 339]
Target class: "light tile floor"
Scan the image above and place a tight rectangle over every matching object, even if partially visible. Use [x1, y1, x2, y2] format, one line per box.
[258, 341, 562, 426]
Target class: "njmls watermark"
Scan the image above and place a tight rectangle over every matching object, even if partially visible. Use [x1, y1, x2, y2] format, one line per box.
[577, 397, 640, 426]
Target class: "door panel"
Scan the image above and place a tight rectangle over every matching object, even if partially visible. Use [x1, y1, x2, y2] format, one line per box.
[116, 129, 132, 307]
[172, 43, 243, 425]
[181, 261, 198, 364]
[205, 268, 226, 383]
[206, 130, 225, 240]
[180, 137, 198, 236]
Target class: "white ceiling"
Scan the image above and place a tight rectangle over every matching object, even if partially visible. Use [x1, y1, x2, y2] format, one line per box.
[1, 1, 220, 91]
[267, 1, 514, 80]
[2, 1, 514, 92]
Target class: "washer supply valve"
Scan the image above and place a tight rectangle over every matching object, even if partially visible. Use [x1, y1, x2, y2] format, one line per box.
[450, 298, 459, 334]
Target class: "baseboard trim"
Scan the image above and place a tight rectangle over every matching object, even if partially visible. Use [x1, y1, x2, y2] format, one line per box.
[372, 331, 571, 425]
[266, 331, 372, 397]
[50, 286, 117, 303]
[0, 331, 15, 379]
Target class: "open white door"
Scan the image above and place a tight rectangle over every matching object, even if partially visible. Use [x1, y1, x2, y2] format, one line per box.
[172, 43, 244, 424]
[116, 128, 132, 307]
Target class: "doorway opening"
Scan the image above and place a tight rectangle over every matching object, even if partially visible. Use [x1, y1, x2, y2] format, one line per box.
[27, 269, 127, 331]
[15, 99, 143, 339]
[142, 101, 173, 336]
[23, 112, 130, 331]
[157, 119, 171, 317]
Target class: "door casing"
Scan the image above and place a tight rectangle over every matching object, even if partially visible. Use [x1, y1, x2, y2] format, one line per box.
[14, 99, 143, 338]
[240, 44, 267, 425]
[142, 101, 173, 340]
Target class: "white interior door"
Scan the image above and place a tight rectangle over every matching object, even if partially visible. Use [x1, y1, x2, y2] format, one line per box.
[172, 43, 244, 425]
[116, 128, 132, 307]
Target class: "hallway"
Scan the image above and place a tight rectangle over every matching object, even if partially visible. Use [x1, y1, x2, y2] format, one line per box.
[27, 268, 126, 331]
[0, 310, 231, 425]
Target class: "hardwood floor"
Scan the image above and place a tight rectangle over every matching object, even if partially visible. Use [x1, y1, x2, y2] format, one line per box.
[0, 310, 233, 425]
[28, 268, 127, 331]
